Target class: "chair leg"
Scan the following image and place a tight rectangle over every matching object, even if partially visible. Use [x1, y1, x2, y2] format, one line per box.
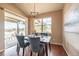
[49, 43, 51, 51]
[30, 50, 32, 56]
[45, 43, 48, 56]
[16, 44, 20, 55]
[43, 48, 44, 56]
[38, 52, 39, 56]
[23, 48, 25, 56]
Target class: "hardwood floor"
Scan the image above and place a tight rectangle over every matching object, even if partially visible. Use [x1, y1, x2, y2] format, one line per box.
[0, 44, 67, 56]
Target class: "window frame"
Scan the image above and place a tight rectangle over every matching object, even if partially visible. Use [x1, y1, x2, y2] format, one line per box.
[34, 17, 52, 33]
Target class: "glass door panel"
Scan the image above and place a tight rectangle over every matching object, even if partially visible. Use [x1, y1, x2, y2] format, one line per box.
[18, 21, 25, 35]
[5, 21, 17, 49]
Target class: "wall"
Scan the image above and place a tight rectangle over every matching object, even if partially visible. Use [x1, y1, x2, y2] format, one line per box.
[63, 4, 79, 55]
[0, 3, 26, 18]
[0, 8, 4, 51]
[28, 17, 34, 34]
[28, 10, 63, 44]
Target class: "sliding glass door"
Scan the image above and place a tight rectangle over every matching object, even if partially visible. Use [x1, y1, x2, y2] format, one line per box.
[17, 21, 26, 35]
[5, 20, 26, 49]
[5, 20, 17, 49]
[4, 10, 27, 49]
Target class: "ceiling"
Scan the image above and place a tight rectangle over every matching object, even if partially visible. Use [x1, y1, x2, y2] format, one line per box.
[14, 3, 64, 17]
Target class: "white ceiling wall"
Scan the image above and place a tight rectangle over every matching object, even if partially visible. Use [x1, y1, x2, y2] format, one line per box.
[14, 3, 64, 16]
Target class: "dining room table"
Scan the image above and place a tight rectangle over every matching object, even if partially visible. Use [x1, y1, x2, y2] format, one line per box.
[24, 35, 51, 56]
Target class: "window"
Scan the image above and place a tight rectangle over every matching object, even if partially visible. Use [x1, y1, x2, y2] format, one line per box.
[4, 9, 28, 49]
[34, 19, 42, 32]
[17, 20, 26, 35]
[34, 17, 52, 33]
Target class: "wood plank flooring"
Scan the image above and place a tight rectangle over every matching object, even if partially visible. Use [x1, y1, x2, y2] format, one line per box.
[0, 44, 67, 56]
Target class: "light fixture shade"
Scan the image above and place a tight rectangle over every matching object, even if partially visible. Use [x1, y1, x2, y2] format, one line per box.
[31, 11, 39, 16]
[30, 3, 39, 18]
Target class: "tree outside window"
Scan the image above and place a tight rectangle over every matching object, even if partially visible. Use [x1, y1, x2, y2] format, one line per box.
[34, 17, 52, 33]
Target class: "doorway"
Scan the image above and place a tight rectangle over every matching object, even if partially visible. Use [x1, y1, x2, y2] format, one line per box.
[4, 10, 26, 49]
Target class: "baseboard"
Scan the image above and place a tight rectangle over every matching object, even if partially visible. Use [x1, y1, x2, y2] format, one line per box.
[0, 49, 4, 53]
[62, 44, 70, 56]
[50, 42, 62, 46]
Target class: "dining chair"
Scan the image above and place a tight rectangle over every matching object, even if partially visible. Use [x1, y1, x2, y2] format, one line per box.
[40, 33, 51, 55]
[32, 32, 39, 36]
[16, 35, 29, 56]
[40, 33, 48, 36]
[29, 37, 44, 56]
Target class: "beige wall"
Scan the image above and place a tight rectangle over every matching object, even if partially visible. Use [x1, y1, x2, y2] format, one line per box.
[63, 4, 79, 55]
[28, 17, 34, 35]
[28, 10, 63, 44]
[0, 4, 26, 18]
[0, 8, 4, 51]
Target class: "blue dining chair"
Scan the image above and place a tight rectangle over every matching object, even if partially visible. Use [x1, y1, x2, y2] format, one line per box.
[16, 35, 29, 56]
[40, 33, 48, 36]
[32, 32, 39, 36]
[29, 37, 44, 56]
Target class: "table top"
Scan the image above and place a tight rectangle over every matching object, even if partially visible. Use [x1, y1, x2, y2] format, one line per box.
[25, 35, 51, 43]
